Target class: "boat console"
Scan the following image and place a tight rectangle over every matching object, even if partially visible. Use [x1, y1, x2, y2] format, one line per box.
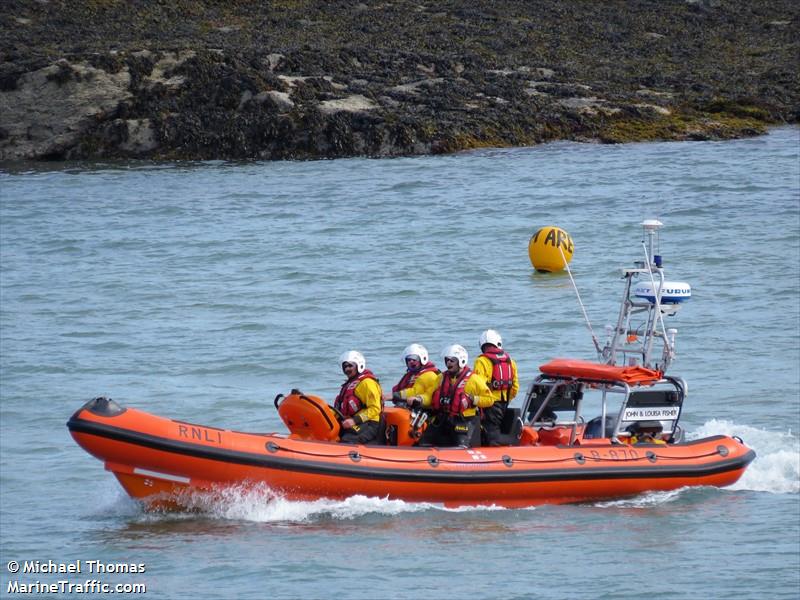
[522, 374, 686, 446]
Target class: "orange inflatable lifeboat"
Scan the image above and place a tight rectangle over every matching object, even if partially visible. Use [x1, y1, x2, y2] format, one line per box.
[67, 372, 755, 509]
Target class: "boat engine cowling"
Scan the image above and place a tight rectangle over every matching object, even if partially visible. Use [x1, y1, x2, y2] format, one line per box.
[275, 391, 341, 441]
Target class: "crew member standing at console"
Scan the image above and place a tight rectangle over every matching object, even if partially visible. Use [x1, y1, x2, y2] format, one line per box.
[335, 350, 383, 444]
[473, 329, 519, 446]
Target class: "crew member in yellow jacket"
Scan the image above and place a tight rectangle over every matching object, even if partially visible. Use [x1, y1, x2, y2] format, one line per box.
[382, 343, 441, 408]
[418, 344, 493, 447]
[473, 329, 520, 446]
[334, 350, 383, 444]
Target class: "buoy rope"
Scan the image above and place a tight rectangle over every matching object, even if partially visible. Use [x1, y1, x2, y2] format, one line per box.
[559, 246, 602, 355]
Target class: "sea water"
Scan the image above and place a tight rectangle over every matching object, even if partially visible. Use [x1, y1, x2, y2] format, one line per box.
[1, 127, 798, 599]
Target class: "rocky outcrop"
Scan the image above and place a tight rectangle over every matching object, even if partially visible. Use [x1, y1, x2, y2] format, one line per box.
[0, 0, 797, 161]
[0, 60, 131, 159]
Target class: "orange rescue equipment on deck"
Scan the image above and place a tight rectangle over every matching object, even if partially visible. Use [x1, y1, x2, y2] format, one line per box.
[276, 390, 341, 441]
[539, 358, 663, 385]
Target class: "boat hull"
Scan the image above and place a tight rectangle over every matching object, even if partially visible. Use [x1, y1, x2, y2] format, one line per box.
[67, 402, 755, 509]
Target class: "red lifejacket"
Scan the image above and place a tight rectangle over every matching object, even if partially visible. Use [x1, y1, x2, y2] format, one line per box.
[334, 370, 378, 418]
[392, 362, 439, 393]
[432, 367, 473, 417]
[481, 348, 515, 398]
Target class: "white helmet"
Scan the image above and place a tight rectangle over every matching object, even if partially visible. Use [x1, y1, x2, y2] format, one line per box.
[442, 344, 468, 368]
[403, 343, 429, 365]
[479, 329, 503, 349]
[339, 350, 366, 374]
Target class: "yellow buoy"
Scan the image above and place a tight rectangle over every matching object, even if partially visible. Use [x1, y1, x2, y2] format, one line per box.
[528, 226, 574, 272]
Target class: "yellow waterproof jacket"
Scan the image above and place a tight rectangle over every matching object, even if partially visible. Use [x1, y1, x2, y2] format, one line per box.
[629, 435, 666, 445]
[473, 353, 520, 403]
[352, 377, 383, 425]
[395, 369, 441, 403]
[424, 370, 493, 417]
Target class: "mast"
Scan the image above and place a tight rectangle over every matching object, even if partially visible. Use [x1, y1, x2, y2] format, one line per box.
[601, 220, 690, 374]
